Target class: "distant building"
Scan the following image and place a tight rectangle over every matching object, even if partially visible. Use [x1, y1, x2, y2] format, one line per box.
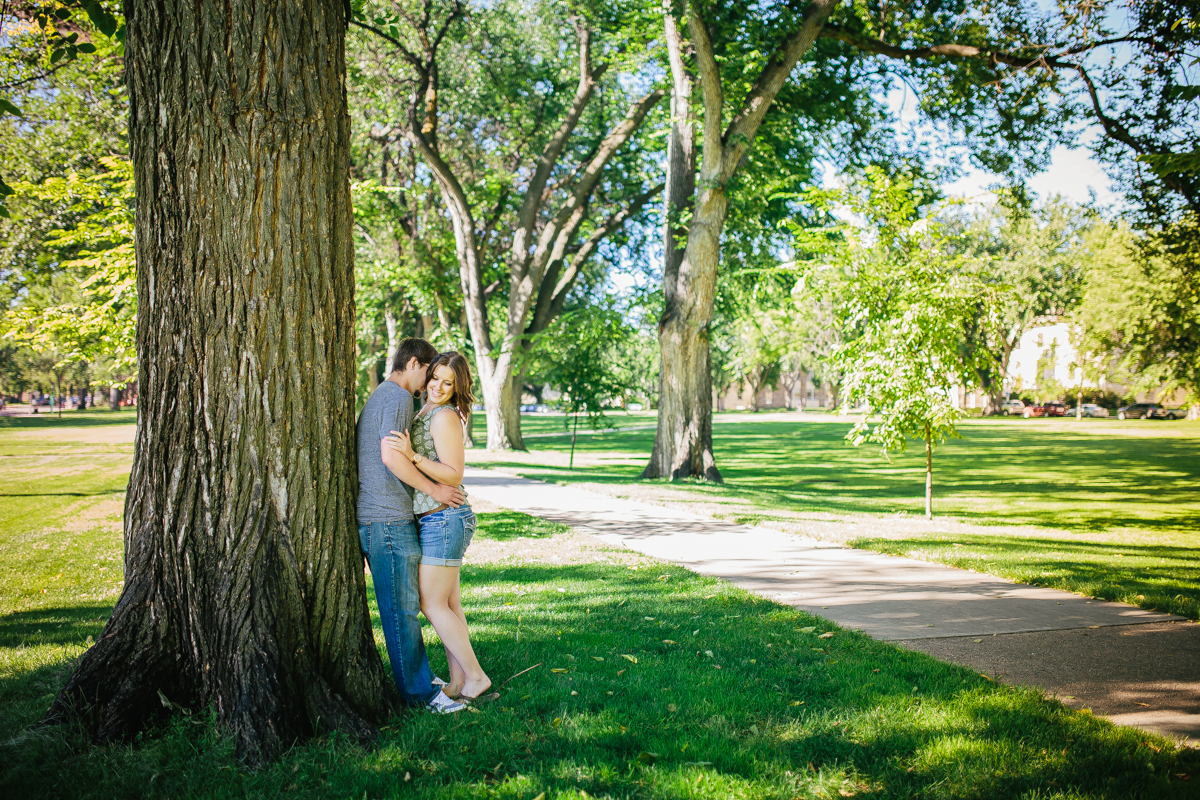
[1005, 322, 1187, 406]
[715, 371, 833, 411]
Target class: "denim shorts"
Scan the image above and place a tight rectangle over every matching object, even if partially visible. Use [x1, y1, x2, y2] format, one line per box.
[418, 504, 475, 567]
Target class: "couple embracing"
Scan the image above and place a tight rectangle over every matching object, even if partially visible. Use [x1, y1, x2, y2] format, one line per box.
[356, 337, 490, 715]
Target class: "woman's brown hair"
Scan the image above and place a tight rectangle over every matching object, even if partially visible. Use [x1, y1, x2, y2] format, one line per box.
[424, 351, 474, 424]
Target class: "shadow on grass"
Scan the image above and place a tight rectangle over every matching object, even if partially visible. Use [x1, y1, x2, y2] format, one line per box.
[0, 492, 121, 498]
[855, 533, 1200, 619]
[2, 515, 1195, 799]
[0, 411, 138, 429]
[465, 510, 566, 541]
[493, 418, 1200, 535]
[0, 605, 113, 649]
[5, 579, 1199, 799]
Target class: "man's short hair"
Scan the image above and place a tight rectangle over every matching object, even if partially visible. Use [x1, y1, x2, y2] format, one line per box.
[391, 338, 439, 374]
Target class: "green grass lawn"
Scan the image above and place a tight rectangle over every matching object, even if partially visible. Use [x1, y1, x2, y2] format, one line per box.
[476, 411, 658, 440]
[2, 413, 1198, 797]
[471, 414, 1200, 620]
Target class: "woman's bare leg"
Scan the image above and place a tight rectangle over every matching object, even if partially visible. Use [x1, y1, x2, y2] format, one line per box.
[419, 564, 490, 698]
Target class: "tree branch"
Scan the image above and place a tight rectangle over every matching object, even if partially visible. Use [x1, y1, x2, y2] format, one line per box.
[719, 0, 839, 181]
[686, 5, 724, 165]
[510, 17, 607, 281]
[530, 183, 664, 336]
[349, 19, 421, 66]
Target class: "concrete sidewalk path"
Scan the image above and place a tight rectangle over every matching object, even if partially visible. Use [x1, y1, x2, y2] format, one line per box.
[463, 466, 1198, 745]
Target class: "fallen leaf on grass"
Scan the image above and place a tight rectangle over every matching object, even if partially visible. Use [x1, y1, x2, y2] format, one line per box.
[532, 794, 546, 800]
[979, 675, 992, 681]
[644, 616, 655, 621]
[637, 751, 658, 764]
[704, 650, 714, 658]
[551, 668, 569, 673]
[592, 656, 604, 662]
[658, 574, 670, 581]
[662, 639, 676, 644]
[818, 632, 835, 639]
[789, 700, 804, 706]
[797, 627, 816, 634]
[667, 703, 678, 712]
[617, 669, 626, 676]
[621, 654, 638, 664]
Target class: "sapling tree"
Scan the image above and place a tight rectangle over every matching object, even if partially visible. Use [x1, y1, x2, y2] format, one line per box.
[533, 305, 629, 469]
[802, 169, 999, 519]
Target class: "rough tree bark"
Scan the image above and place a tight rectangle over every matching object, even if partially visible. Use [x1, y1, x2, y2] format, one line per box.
[46, 0, 397, 766]
[643, 0, 837, 480]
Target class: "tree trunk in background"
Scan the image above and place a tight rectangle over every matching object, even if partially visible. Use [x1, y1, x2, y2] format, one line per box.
[47, 0, 396, 766]
[384, 305, 400, 373]
[643, 185, 725, 480]
[984, 338, 1015, 415]
[644, 4, 716, 480]
[644, 0, 835, 479]
[499, 372, 526, 450]
[924, 426, 933, 519]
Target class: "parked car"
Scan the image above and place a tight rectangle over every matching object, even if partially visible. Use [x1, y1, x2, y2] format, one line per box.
[1023, 401, 1067, 418]
[1000, 399, 1025, 415]
[1150, 405, 1189, 420]
[1064, 403, 1110, 418]
[1117, 402, 1159, 420]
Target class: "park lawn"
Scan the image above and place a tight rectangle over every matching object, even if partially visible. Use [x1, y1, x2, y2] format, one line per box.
[2, 514, 1197, 799]
[2, 415, 1197, 798]
[476, 411, 658, 440]
[470, 413, 1200, 620]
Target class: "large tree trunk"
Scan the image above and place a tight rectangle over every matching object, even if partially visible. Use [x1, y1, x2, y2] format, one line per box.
[498, 370, 526, 450]
[46, 0, 397, 766]
[643, 0, 835, 480]
[643, 190, 725, 481]
[643, 4, 714, 480]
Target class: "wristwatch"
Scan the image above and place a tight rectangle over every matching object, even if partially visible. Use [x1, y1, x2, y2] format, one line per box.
[412, 452, 424, 465]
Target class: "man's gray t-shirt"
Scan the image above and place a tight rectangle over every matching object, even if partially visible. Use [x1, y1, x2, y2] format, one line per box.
[357, 381, 415, 524]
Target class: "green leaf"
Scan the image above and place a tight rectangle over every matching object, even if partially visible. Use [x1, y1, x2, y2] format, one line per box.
[77, 43, 98, 54]
[50, 48, 67, 65]
[83, 2, 121, 38]
[1137, 151, 1200, 177]
[0, 204, 10, 219]
[0, 176, 13, 196]
[0, 98, 22, 118]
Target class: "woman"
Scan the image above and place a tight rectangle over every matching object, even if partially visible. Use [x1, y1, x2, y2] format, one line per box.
[385, 351, 491, 701]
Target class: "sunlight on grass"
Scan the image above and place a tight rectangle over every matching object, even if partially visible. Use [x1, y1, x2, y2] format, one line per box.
[1, 413, 1198, 798]
[475, 413, 1200, 619]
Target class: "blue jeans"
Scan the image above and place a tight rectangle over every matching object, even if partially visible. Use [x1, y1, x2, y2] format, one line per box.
[418, 505, 476, 566]
[359, 520, 437, 706]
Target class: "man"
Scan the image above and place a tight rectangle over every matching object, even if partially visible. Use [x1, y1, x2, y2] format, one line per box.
[358, 337, 467, 713]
